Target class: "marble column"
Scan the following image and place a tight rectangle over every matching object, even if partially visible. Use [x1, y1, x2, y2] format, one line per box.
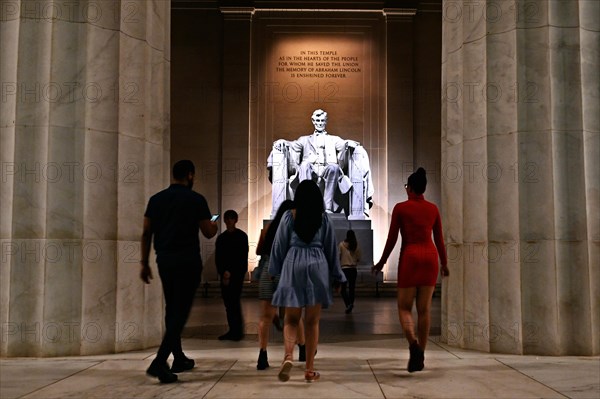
[384, 9, 415, 281]
[219, 7, 253, 236]
[441, 0, 599, 355]
[1, 0, 171, 356]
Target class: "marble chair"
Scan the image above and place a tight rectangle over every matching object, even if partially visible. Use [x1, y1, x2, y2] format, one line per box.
[267, 142, 373, 219]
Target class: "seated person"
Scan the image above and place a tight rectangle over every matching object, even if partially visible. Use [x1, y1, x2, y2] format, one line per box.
[272, 109, 360, 213]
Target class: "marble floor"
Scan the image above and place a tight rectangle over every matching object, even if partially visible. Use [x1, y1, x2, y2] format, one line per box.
[1, 295, 598, 399]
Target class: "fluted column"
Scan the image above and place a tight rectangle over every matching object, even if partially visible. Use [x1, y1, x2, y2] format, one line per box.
[384, 8, 416, 281]
[220, 7, 253, 234]
[441, 0, 599, 355]
[1, 0, 170, 356]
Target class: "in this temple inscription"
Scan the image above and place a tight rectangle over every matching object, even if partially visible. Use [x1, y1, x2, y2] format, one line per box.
[267, 109, 374, 220]
[276, 50, 361, 79]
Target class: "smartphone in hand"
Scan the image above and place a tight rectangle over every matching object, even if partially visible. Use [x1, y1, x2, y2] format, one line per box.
[210, 214, 220, 222]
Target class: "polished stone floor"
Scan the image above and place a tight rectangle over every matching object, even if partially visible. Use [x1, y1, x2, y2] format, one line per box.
[1, 295, 598, 399]
[184, 290, 438, 339]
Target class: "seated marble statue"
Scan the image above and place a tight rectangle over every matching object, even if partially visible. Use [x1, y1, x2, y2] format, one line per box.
[267, 109, 374, 219]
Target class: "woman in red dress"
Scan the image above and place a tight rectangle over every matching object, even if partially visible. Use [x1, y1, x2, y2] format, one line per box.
[372, 167, 449, 372]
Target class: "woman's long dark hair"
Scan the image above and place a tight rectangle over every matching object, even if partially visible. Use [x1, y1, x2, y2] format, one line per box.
[263, 199, 294, 255]
[345, 229, 357, 252]
[293, 180, 324, 244]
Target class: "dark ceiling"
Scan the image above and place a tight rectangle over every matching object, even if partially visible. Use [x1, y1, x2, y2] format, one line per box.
[171, 0, 439, 10]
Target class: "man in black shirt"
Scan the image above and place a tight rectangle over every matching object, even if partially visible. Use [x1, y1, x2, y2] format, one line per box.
[215, 210, 249, 341]
[140, 160, 218, 383]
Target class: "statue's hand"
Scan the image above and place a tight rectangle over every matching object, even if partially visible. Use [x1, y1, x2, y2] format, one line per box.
[346, 140, 359, 148]
[273, 139, 287, 151]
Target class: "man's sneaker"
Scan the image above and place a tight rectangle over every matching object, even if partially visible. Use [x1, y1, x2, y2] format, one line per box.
[146, 360, 178, 383]
[171, 357, 195, 373]
[218, 332, 244, 341]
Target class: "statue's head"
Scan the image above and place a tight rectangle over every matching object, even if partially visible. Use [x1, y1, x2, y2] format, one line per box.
[311, 109, 328, 133]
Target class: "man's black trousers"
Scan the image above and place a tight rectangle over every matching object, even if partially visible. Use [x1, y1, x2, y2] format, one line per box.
[156, 261, 201, 363]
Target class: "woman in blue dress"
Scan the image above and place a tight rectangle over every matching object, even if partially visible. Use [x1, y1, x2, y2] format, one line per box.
[269, 180, 346, 383]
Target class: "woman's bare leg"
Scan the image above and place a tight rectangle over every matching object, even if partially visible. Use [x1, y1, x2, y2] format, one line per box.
[415, 286, 435, 350]
[258, 300, 276, 350]
[303, 304, 322, 372]
[283, 308, 302, 359]
[297, 315, 305, 345]
[397, 287, 417, 344]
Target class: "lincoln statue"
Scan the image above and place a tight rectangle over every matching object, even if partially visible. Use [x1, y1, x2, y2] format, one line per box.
[268, 109, 374, 219]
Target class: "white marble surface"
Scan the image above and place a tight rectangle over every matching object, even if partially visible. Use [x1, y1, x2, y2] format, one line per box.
[0, 338, 597, 399]
[499, 357, 600, 399]
[1, 298, 598, 397]
[0, 359, 100, 399]
[1, 0, 171, 356]
[441, 0, 599, 355]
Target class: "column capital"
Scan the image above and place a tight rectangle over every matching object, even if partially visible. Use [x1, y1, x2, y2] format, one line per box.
[383, 8, 417, 22]
[220, 7, 255, 20]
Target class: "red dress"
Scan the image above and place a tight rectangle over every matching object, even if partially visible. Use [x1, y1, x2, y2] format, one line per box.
[379, 193, 447, 288]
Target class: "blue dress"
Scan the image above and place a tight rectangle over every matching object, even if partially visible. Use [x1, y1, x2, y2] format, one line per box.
[269, 210, 346, 309]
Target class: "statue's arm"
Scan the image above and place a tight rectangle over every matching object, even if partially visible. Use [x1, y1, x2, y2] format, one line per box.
[344, 139, 359, 148]
[274, 137, 302, 152]
[333, 136, 359, 153]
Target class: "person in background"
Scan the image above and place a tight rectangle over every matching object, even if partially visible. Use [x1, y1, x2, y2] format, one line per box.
[215, 210, 249, 341]
[269, 180, 346, 383]
[140, 160, 218, 383]
[339, 229, 361, 314]
[255, 200, 306, 370]
[372, 167, 449, 373]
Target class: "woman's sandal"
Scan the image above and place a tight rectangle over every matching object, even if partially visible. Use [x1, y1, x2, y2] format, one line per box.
[278, 354, 293, 382]
[304, 370, 320, 383]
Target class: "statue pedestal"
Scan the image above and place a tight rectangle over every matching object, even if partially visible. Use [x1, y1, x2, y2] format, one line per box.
[328, 214, 373, 266]
[261, 214, 373, 266]
[328, 214, 383, 292]
[260, 213, 382, 291]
